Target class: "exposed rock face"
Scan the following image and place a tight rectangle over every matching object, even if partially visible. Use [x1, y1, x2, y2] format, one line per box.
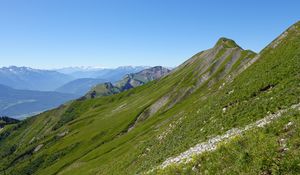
[127, 95, 170, 132]
[33, 144, 43, 153]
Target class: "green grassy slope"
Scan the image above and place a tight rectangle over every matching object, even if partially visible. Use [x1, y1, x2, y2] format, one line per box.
[155, 108, 300, 175]
[0, 21, 299, 175]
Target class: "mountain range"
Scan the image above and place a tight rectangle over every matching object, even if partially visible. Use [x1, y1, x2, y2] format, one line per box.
[0, 65, 150, 92]
[86, 66, 171, 98]
[0, 66, 73, 91]
[0, 21, 299, 175]
[55, 66, 149, 80]
[0, 66, 153, 117]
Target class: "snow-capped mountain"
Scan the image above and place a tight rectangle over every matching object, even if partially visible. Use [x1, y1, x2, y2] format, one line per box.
[0, 66, 73, 91]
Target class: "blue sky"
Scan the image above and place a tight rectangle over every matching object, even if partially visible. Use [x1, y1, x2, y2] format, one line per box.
[0, 0, 299, 69]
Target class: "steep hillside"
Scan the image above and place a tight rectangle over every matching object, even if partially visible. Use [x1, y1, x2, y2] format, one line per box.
[86, 66, 170, 98]
[0, 66, 73, 91]
[56, 78, 107, 96]
[0, 21, 299, 175]
[0, 84, 77, 118]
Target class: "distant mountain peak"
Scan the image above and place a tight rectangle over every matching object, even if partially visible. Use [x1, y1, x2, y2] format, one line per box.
[215, 37, 241, 49]
[86, 66, 170, 98]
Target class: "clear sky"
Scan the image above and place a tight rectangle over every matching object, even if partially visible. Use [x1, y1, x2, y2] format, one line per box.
[0, 0, 299, 69]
